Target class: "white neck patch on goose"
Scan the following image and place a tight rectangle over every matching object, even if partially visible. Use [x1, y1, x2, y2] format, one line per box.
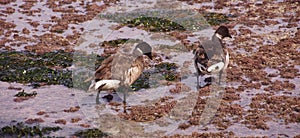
[216, 33, 223, 40]
[224, 50, 230, 70]
[136, 48, 143, 55]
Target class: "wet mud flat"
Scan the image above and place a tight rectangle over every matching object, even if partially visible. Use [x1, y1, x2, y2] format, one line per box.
[1, 0, 300, 137]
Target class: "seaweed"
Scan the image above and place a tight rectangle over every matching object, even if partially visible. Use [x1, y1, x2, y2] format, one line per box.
[14, 90, 37, 97]
[129, 62, 180, 90]
[73, 128, 108, 138]
[0, 122, 61, 137]
[203, 12, 229, 26]
[101, 38, 129, 47]
[155, 62, 179, 81]
[126, 16, 185, 32]
[0, 50, 73, 88]
[130, 72, 151, 91]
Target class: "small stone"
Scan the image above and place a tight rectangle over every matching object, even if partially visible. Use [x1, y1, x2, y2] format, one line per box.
[55, 119, 67, 125]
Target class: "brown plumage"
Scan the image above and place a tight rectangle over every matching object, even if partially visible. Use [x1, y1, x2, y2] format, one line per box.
[95, 56, 113, 83]
[89, 42, 152, 106]
[93, 54, 144, 90]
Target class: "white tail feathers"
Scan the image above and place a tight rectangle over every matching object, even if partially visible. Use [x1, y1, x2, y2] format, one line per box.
[207, 62, 225, 73]
[94, 80, 121, 90]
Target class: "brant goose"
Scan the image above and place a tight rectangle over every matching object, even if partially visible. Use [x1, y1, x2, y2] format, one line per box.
[89, 42, 152, 108]
[194, 26, 232, 89]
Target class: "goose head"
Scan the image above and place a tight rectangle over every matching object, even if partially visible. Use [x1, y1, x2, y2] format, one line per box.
[215, 26, 232, 40]
[133, 42, 152, 60]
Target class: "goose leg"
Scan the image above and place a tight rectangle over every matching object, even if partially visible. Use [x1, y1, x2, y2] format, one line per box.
[119, 86, 128, 113]
[123, 87, 128, 113]
[218, 71, 222, 85]
[196, 73, 200, 89]
[194, 61, 201, 89]
[123, 93, 127, 113]
[96, 91, 100, 104]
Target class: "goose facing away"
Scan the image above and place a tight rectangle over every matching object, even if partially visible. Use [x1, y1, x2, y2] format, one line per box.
[194, 26, 232, 89]
[89, 42, 152, 105]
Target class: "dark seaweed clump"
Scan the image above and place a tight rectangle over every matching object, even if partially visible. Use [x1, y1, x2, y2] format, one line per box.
[73, 128, 108, 138]
[0, 122, 61, 137]
[130, 62, 179, 91]
[155, 62, 179, 81]
[0, 50, 73, 88]
[126, 16, 185, 32]
[14, 90, 37, 97]
[101, 38, 129, 47]
[130, 72, 151, 91]
[203, 12, 229, 25]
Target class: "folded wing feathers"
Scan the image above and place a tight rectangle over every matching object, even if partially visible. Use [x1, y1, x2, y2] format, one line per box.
[124, 57, 143, 85]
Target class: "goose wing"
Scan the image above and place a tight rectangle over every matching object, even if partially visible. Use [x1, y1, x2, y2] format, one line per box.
[124, 56, 144, 86]
[88, 55, 114, 91]
[95, 55, 114, 81]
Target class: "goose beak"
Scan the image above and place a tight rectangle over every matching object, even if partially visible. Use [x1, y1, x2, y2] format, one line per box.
[224, 34, 232, 41]
[145, 52, 152, 60]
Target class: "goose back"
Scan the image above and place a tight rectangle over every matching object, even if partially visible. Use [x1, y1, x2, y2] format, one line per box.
[94, 52, 145, 90]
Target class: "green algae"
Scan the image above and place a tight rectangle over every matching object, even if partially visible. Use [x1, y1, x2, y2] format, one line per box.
[155, 62, 178, 71]
[126, 16, 185, 32]
[15, 90, 37, 97]
[130, 62, 179, 91]
[72, 52, 101, 90]
[101, 38, 129, 47]
[155, 62, 179, 81]
[130, 72, 151, 91]
[73, 128, 108, 138]
[99, 9, 210, 31]
[0, 50, 73, 88]
[0, 122, 61, 137]
[203, 12, 229, 26]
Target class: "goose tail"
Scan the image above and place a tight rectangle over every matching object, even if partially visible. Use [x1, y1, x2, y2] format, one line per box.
[87, 80, 96, 92]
